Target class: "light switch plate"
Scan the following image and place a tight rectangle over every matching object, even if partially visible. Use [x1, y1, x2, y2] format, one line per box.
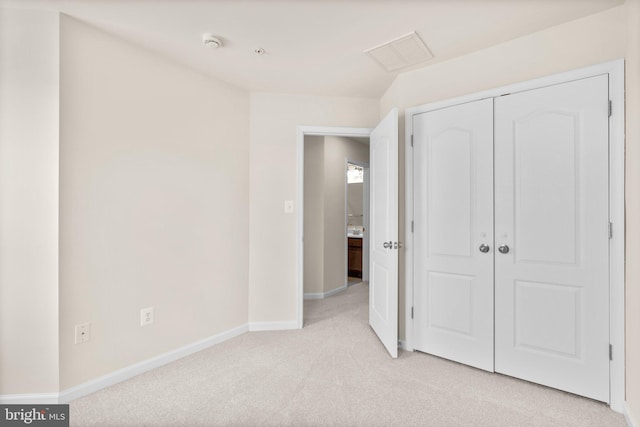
[284, 200, 294, 214]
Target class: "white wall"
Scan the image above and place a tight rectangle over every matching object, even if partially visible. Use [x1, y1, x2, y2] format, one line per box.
[249, 94, 378, 323]
[59, 16, 250, 389]
[380, 4, 628, 343]
[0, 8, 60, 395]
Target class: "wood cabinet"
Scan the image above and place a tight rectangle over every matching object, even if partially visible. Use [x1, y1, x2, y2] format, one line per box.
[348, 238, 362, 278]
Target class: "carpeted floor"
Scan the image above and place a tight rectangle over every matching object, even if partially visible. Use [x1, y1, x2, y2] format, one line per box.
[70, 283, 627, 426]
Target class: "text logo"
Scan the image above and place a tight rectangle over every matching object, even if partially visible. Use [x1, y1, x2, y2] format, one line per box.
[1, 405, 69, 426]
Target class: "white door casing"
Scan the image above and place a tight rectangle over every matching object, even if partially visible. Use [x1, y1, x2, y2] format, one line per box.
[413, 99, 495, 371]
[494, 75, 610, 402]
[369, 108, 399, 358]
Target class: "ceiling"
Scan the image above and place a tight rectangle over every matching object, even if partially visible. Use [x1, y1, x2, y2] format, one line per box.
[1, 0, 625, 98]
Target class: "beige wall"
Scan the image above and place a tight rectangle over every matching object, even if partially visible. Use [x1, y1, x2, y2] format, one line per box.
[381, 6, 627, 113]
[59, 16, 250, 389]
[249, 94, 378, 322]
[0, 8, 60, 395]
[625, 0, 640, 422]
[323, 136, 369, 293]
[380, 5, 628, 344]
[303, 136, 325, 295]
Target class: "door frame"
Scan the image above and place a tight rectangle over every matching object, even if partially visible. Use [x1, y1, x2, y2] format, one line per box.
[296, 126, 373, 329]
[345, 158, 370, 283]
[404, 59, 625, 411]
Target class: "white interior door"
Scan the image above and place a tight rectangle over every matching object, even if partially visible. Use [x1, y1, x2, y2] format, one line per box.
[494, 75, 610, 402]
[369, 108, 398, 358]
[413, 99, 495, 371]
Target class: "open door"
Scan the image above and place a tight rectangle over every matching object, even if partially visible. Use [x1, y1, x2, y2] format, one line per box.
[369, 108, 399, 358]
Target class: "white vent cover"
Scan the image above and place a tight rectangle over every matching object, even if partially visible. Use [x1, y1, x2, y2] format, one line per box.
[364, 31, 433, 72]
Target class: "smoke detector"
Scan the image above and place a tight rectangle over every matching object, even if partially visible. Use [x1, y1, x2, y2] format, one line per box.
[202, 33, 223, 49]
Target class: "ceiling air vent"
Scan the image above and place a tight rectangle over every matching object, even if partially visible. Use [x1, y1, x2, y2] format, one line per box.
[364, 31, 433, 72]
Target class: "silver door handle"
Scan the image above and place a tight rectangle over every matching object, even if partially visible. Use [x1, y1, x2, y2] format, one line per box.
[479, 244, 490, 253]
[383, 241, 401, 249]
[498, 245, 510, 254]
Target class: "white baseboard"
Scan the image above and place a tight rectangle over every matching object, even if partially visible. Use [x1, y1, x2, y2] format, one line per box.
[0, 320, 302, 404]
[398, 339, 408, 351]
[248, 320, 298, 331]
[0, 393, 59, 404]
[59, 323, 248, 403]
[304, 284, 348, 300]
[625, 402, 639, 427]
[325, 285, 348, 298]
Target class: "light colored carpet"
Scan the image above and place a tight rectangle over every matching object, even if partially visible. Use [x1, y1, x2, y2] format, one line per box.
[70, 283, 626, 426]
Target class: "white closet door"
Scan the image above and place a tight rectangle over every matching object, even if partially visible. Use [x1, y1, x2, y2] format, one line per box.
[413, 99, 495, 371]
[494, 75, 610, 402]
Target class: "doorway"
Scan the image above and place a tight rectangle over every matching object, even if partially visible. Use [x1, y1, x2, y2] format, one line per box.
[301, 137, 369, 301]
[296, 111, 400, 360]
[297, 128, 372, 321]
[297, 109, 399, 359]
[346, 160, 369, 285]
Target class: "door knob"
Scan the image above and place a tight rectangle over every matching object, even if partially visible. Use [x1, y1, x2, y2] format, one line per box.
[479, 244, 490, 253]
[498, 245, 510, 254]
[383, 241, 392, 249]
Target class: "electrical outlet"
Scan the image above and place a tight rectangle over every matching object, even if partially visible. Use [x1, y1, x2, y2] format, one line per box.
[75, 323, 91, 344]
[140, 307, 154, 326]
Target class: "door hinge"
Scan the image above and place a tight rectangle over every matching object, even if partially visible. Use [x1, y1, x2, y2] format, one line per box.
[411, 220, 414, 233]
[411, 306, 414, 319]
[610, 344, 613, 361]
[609, 100, 612, 117]
[609, 222, 613, 239]
[410, 135, 414, 147]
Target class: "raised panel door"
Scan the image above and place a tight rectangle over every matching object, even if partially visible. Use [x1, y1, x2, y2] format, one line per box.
[413, 98, 494, 371]
[369, 108, 399, 358]
[494, 75, 610, 402]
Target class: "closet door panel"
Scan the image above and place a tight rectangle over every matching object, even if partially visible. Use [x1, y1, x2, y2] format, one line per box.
[413, 99, 494, 372]
[494, 75, 610, 402]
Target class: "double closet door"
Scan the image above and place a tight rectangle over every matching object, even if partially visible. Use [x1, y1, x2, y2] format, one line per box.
[412, 75, 610, 402]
